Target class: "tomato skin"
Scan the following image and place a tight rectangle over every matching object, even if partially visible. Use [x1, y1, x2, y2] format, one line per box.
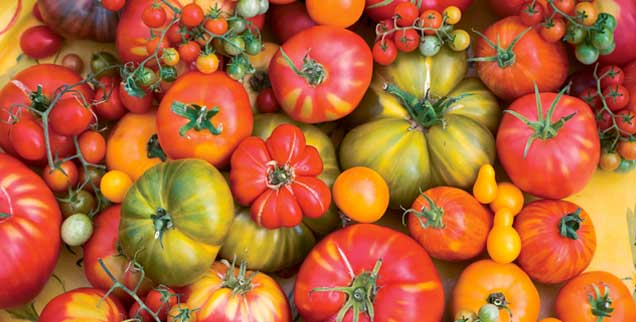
[205, 17, 229, 35]
[100, 170, 133, 203]
[616, 110, 636, 135]
[306, 0, 364, 28]
[295, 224, 445, 322]
[395, 2, 419, 27]
[142, 5, 167, 28]
[604, 84, 630, 111]
[142, 287, 178, 321]
[78, 131, 107, 166]
[475, 16, 569, 101]
[10, 119, 46, 161]
[49, 97, 93, 136]
[600, 65, 625, 87]
[118, 84, 153, 113]
[181, 3, 205, 27]
[515, 200, 596, 284]
[43, 160, 79, 193]
[617, 140, 636, 160]
[407, 186, 492, 261]
[597, 0, 636, 65]
[556, 271, 636, 322]
[269, 3, 317, 43]
[20, 25, 63, 59]
[599, 151, 621, 170]
[489, 182, 524, 215]
[257, 88, 281, 113]
[178, 41, 202, 63]
[333, 166, 389, 223]
[539, 18, 566, 42]
[39, 288, 127, 321]
[94, 82, 127, 120]
[0, 154, 62, 308]
[393, 28, 420, 52]
[473, 164, 497, 203]
[372, 39, 398, 65]
[496, 92, 600, 199]
[269, 26, 373, 123]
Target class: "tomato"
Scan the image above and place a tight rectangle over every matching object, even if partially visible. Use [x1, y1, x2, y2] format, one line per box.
[102, 0, 126, 11]
[183, 261, 291, 321]
[39, 288, 126, 321]
[157, 72, 253, 167]
[556, 271, 636, 322]
[475, 16, 568, 101]
[575, 2, 597, 26]
[393, 28, 420, 52]
[237, 0, 261, 18]
[420, 9, 443, 34]
[59, 190, 95, 218]
[43, 160, 79, 193]
[244, 42, 279, 111]
[142, 5, 167, 28]
[617, 140, 636, 160]
[419, 35, 442, 56]
[139, 287, 178, 321]
[453, 260, 540, 322]
[597, 109, 613, 131]
[373, 39, 398, 65]
[515, 200, 596, 284]
[223, 36, 245, 56]
[295, 224, 445, 321]
[365, 0, 473, 22]
[564, 22, 585, 45]
[195, 53, 220, 74]
[591, 28, 615, 52]
[449, 29, 470, 51]
[129, 302, 152, 322]
[94, 78, 126, 121]
[478, 304, 499, 322]
[49, 97, 93, 136]
[580, 87, 601, 110]
[489, 182, 524, 214]
[120, 159, 234, 286]
[604, 84, 630, 111]
[78, 131, 106, 164]
[10, 119, 46, 161]
[539, 319, 562, 322]
[444, 5, 462, 24]
[599, 151, 621, 171]
[0, 154, 61, 308]
[181, 3, 204, 27]
[306, 0, 364, 28]
[616, 110, 636, 135]
[473, 164, 497, 204]
[167, 303, 199, 322]
[600, 65, 625, 87]
[406, 186, 491, 261]
[166, 24, 187, 45]
[553, 0, 574, 14]
[497, 91, 600, 199]
[487, 225, 521, 263]
[100, 170, 133, 203]
[205, 17, 228, 35]
[79, 166, 104, 193]
[540, 18, 566, 42]
[394, 2, 419, 27]
[269, 26, 372, 123]
[20, 25, 63, 59]
[257, 88, 281, 113]
[341, 49, 499, 208]
[145, 36, 170, 56]
[333, 166, 389, 223]
[597, 0, 636, 65]
[61, 213, 93, 246]
[61, 53, 84, 74]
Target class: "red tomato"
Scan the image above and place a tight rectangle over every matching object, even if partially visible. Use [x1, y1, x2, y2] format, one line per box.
[295, 224, 445, 322]
[142, 5, 167, 28]
[269, 26, 373, 123]
[406, 186, 492, 261]
[515, 200, 596, 284]
[393, 28, 420, 52]
[420, 9, 443, 34]
[49, 97, 93, 136]
[372, 39, 398, 65]
[269, 3, 317, 43]
[394, 2, 419, 27]
[42, 161, 79, 193]
[256, 88, 281, 113]
[580, 87, 601, 110]
[49, 128, 76, 161]
[32, 3, 43, 21]
[364, 0, 473, 22]
[102, 0, 126, 11]
[475, 16, 569, 101]
[497, 92, 600, 199]
[597, 0, 636, 65]
[94, 78, 127, 121]
[553, 0, 574, 14]
[20, 25, 63, 59]
[556, 271, 636, 322]
[597, 109, 613, 132]
[178, 41, 201, 62]
[615, 110, 636, 135]
[145, 36, 170, 56]
[39, 288, 127, 321]
[0, 154, 61, 308]
[230, 124, 331, 229]
[79, 131, 107, 164]
[600, 65, 625, 87]
[118, 84, 153, 113]
[539, 18, 566, 43]
[617, 140, 636, 160]
[181, 3, 204, 27]
[10, 119, 46, 161]
[167, 24, 189, 45]
[520, 1, 545, 26]
[603, 84, 630, 111]
[205, 17, 229, 35]
[157, 71, 253, 167]
[129, 302, 152, 322]
[143, 287, 178, 321]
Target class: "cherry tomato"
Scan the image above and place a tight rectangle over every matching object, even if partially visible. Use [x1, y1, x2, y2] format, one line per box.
[161, 47, 180, 66]
[144, 287, 178, 321]
[43, 161, 79, 193]
[540, 18, 566, 43]
[478, 304, 500, 322]
[377, 19, 394, 34]
[604, 84, 630, 111]
[597, 110, 613, 132]
[564, 22, 585, 45]
[101, 0, 126, 11]
[575, 2, 597, 26]
[129, 302, 152, 322]
[195, 53, 220, 74]
[61, 54, 84, 74]
[616, 110, 636, 135]
[493, 208, 514, 228]
[575, 43, 599, 65]
[143, 5, 167, 28]
[487, 226, 521, 264]
[181, 3, 204, 27]
[167, 25, 190, 45]
[473, 164, 497, 204]
[118, 84, 153, 114]
[591, 28, 614, 51]
[520, 1, 544, 26]
[419, 35, 441, 56]
[256, 87, 280, 113]
[372, 39, 397, 66]
[20, 25, 63, 59]
[449, 29, 470, 51]
[455, 310, 478, 322]
[223, 36, 246, 56]
[205, 17, 228, 35]
[580, 87, 601, 110]
[420, 10, 443, 35]
[600, 65, 625, 88]
[553, 0, 575, 15]
[146, 37, 170, 56]
[10, 119, 46, 161]
[599, 151, 621, 171]
[49, 98, 93, 136]
[490, 182, 524, 215]
[618, 141, 636, 160]
[394, 2, 418, 27]
[78, 131, 106, 164]
[61, 213, 93, 246]
[100, 170, 133, 203]
[178, 41, 201, 62]
[393, 28, 420, 52]
[443, 6, 462, 25]
[79, 167, 105, 193]
[32, 3, 43, 21]
[59, 190, 97, 218]
[94, 78, 126, 121]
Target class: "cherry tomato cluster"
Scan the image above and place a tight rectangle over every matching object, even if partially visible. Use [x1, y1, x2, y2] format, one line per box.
[372, 4, 469, 65]
[519, 0, 617, 65]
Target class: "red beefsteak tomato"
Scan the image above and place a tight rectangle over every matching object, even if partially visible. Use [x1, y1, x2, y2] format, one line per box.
[39, 287, 127, 321]
[515, 200, 596, 284]
[0, 153, 62, 309]
[597, 0, 636, 65]
[294, 224, 445, 322]
[364, 0, 474, 22]
[406, 186, 492, 261]
[496, 89, 600, 199]
[157, 71, 253, 167]
[269, 2, 317, 43]
[230, 124, 331, 229]
[475, 16, 568, 101]
[268, 26, 373, 123]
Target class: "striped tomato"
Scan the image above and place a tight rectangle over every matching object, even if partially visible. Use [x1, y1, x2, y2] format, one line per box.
[268, 25, 373, 123]
[39, 288, 127, 321]
[294, 224, 445, 322]
[0, 153, 62, 309]
[183, 260, 291, 322]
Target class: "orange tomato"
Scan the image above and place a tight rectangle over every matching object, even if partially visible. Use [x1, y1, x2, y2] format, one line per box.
[305, 0, 364, 28]
[167, 303, 199, 322]
[539, 318, 563, 322]
[490, 182, 524, 215]
[100, 170, 133, 203]
[473, 164, 497, 204]
[332, 166, 389, 223]
[42, 160, 79, 193]
[79, 130, 107, 164]
[38, 288, 126, 321]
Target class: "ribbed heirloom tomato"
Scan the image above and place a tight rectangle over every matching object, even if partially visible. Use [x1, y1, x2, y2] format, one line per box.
[295, 224, 445, 322]
[39, 288, 127, 321]
[268, 25, 373, 123]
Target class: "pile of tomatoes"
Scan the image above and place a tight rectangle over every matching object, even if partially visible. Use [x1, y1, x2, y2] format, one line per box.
[2, 0, 636, 321]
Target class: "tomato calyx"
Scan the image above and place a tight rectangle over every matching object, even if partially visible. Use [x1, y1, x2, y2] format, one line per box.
[312, 259, 383, 322]
[559, 208, 583, 240]
[147, 134, 167, 161]
[27, 84, 51, 113]
[588, 283, 615, 320]
[171, 101, 223, 137]
[402, 191, 445, 229]
[151, 207, 174, 248]
[486, 292, 513, 320]
[266, 161, 295, 189]
[0, 213, 10, 220]
[470, 27, 532, 68]
[278, 48, 326, 87]
[220, 258, 254, 295]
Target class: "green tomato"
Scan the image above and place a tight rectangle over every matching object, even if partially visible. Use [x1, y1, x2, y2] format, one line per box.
[478, 304, 500, 322]
[591, 28, 614, 50]
[137, 67, 157, 86]
[160, 65, 178, 82]
[439, 24, 454, 35]
[599, 40, 616, 55]
[227, 63, 247, 80]
[236, 0, 260, 18]
[224, 37, 246, 56]
[419, 35, 441, 57]
[258, 0, 269, 15]
[615, 159, 636, 173]
[565, 23, 586, 45]
[597, 13, 617, 31]
[61, 213, 94, 246]
[90, 51, 119, 77]
[59, 190, 97, 219]
[575, 43, 600, 65]
[229, 19, 247, 34]
[245, 38, 263, 56]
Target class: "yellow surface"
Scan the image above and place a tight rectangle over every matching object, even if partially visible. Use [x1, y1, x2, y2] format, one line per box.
[0, 0, 634, 321]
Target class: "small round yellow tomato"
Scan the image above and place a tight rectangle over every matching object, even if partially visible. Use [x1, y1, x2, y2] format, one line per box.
[161, 48, 180, 66]
[449, 29, 471, 51]
[100, 170, 133, 203]
[196, 53, 219, 74]
[167, 303, 199, 322]
[333, 166, 389, 223]
[490, 182, 524, 215]
[493, 208, 514, 227]
[443, 5, 462, 25]
[539, 318, 563, 322]
[472, 164, 497, 204]
[487, 226, 521, 264]
[575, 2, 598, 26]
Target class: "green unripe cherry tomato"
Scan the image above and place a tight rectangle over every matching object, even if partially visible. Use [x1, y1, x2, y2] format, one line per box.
[229, 19, 247, 33]
[454, 309, 477, 322]
[61, 213, 94, 246]
[137, 67, 157, 86]
[236, 0, 260, 18]
[599, 40, 616, 55]
[419, 35, 441, 57]
[245, 38, 263, 55]
[616, 159, 636, 173]
[565, 23, 586, 45]
[90, 51, 119, 77]
[160, 65, 178, 82]
[227, 63, 247, 80]
[224, 36, 246, 56]
[597, 13, 617, 31]
[258, 0, 269, 15]
[575, 43, 600, 65]
[59, 190, 97, 218]
[591, 28, 614, 50]
[478, 304, 500, 322]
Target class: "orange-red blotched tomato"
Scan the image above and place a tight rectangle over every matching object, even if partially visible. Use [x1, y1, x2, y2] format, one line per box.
[39, 287, 127, 321]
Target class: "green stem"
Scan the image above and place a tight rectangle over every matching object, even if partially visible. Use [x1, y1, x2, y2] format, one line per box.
[151, 208, 174, 249]
[171, 102, 223, 137]
[469, 27, 532, 68]
[0, 213, 10, 219]
[487, 292, 513, 320]
[589, 283, 615, 321]
[147, 134, 167, 161]
[221, 257, 254, 295]
[402, 192, 445, 229]
[267, 163, 295, 188]
[278, 47, 326, 87]
[559, 208, 584, 240]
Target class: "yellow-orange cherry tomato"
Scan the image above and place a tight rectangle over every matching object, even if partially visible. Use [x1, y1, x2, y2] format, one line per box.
[100, 170, 133, 203]
[487, 226, 521, 264]
[43, 161, 79, 193]
[472, 164, 497, 204]
[490, 182, 524, 215]
[333, 166, 390, 223]
[575, 2, 597, 26]
[196, 53, 219, 74]
[306, 0, 365, 28]
[493, 208, 514, 227]
[443, 5, 462, 25]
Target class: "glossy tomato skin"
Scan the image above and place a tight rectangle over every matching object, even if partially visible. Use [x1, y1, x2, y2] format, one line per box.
[556, 271, 636, 322]
[295, 224, 445, 322]
[83, 206, 154, 306]
[496, 93, 600, 199]
[476, 16, 568, 101]
[184, 261, 291, 322]
[269, 3, 317, 43]
[157, 71, 253, 168]
[364, 0, 473, 22]
[407, 186, 492, 261]
[269, 26, 373, 123]
[0, 154, 62, 309]
[453, 260, 541, 322]
[20, 25, 63, 59]
[94, 78, 127, 121]
[244, 42, 280, 112]
[597, 0, 636, 65]
[39, 287, 127, 321]
[515, 200, 596, 284]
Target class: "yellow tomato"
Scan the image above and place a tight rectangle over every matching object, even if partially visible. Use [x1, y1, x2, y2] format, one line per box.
[575, 2, 598, 26]
[487, 226, 521, 264]
[472, 164, 497, 204]
[333, 166, 390, 223]
[443, 5, 462, 25]
[490, 182, 524, 215]
[493, 208, 514, 227]
[100, 170, 133, 203]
